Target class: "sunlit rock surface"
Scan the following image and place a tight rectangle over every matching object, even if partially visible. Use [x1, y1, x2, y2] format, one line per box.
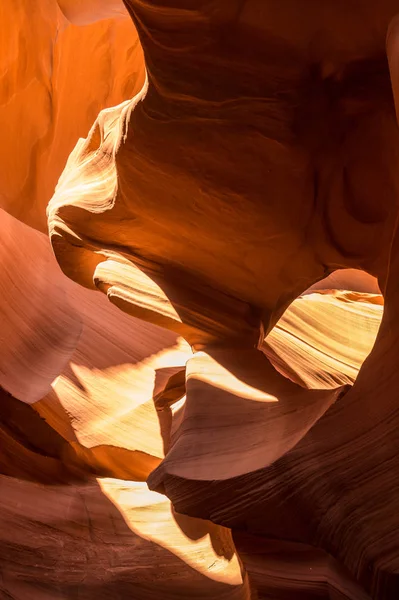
[0, 0, 144, 231]
[2, 1, 399, 599]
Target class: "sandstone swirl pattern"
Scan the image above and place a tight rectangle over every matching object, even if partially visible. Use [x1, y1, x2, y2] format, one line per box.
[1, 1, 399, 598]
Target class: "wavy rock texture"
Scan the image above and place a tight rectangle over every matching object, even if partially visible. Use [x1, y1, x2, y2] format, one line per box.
[3, 0, 399, 599]
[263, 290, 383, 388]
[234, 533, 373, 600]
[0, 208, 80, 403]
[0, 0, 144, 231]
[0, 476, 249, 600]
[0, 205, 250, 598]
[0, 2, 249, 597]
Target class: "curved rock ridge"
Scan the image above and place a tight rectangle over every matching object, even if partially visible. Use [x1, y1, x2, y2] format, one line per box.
[47, 78, 262, 349]
[49, 0, 399, 330]
[1, 196, 385, 597]
[148, 348, 347, 485]
[0, 0, 144, 231]
[3, 1, 399, 599]
[45, 2, 399, 599]
[146, 290, 383, 488]
[1, 208, 383, 486]
[0, 206, 191, 481]
[147, 279, 398, 598]
[0, 208, 81, 403]
[0, 212, 250, 598]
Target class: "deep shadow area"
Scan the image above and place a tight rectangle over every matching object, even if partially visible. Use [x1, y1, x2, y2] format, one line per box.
[153, 366, 186, 455]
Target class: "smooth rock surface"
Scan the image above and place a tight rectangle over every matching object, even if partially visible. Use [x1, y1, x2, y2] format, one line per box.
[2, 1, 399, 599]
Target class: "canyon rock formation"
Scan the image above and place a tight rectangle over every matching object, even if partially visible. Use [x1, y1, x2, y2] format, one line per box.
[1, 1, 399, 598]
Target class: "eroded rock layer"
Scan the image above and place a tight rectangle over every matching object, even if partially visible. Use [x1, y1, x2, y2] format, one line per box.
[0, 0, 144, 230]
[2, 1, 399, 599]
[0, 476, 249, 600]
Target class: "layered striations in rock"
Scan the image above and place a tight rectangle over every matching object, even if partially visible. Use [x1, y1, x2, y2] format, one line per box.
[2, 0, 399, 599]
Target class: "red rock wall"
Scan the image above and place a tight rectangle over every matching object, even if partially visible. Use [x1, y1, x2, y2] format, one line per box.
[2, 1, 399, 599]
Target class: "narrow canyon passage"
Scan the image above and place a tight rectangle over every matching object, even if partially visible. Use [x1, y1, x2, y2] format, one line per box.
[1, 1, 399, 598]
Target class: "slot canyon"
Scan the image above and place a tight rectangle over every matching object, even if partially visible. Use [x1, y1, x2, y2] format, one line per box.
[1, 1, 399, 598]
